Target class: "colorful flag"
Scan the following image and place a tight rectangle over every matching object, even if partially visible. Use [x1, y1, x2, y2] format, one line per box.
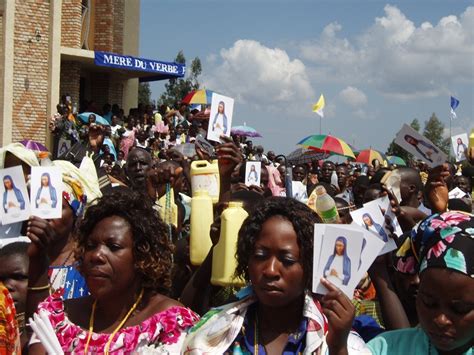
[312, 94, 325, 118]
[450, 96, 460, 119]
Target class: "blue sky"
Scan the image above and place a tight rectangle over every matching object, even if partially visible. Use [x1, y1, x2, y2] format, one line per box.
[140, 0, 474, 155]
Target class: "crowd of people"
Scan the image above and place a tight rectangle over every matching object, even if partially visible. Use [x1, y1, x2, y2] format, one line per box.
[0, 96, 473, 354]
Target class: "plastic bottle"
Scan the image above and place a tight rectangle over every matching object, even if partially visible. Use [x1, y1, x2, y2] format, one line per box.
[189, 190, 213, 266]
[38, 152, 52, 166]
[211, 201, 248, 286]
[469, 129, 474, 149]
[191, 160, 220, 204]
[315, 185, 340, 223]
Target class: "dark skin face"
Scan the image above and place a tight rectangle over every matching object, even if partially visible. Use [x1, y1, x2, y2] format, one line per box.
[126, 149, 152, 189]
[49, 198, 75, 242]
[394, 271, 420, 324]
[454, 176, 471, 195]
[82, 216, 138, 300]
[292, 166, 306, 182]
[336, 166, 348, 190]
[321, 162, 335, 183]
[0, 253, 29, 312]
[248, 216, 305, 308]
[417, 268, 474, 353]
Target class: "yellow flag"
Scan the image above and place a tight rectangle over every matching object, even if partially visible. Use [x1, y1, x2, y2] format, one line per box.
[312, 94, 325, 117]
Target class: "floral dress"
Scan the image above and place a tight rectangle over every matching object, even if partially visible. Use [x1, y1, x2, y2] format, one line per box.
[33, 289, 199, 354]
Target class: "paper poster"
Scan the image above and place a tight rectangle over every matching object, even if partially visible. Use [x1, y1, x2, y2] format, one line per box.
[313, 225, 363, 298]
[0, 166, 31, 225]
[451, 133, 468, 162]
[313, 224, 385, 299]
[364, 196, 403, 238]
[207, 93, 234, 143]
[449, 187, 468, 199]
[30, 167, 63, 219]
[245, 161, 261, 187]
[350, 202, 397, 255]
[395, 124, 447, 167]
[57, 137, 71, 158]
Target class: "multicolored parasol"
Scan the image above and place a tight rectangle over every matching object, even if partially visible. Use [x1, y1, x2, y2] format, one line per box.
[297, 134, 355, 159]
[356, 149, 385, 166]
[182, 89, 215, 105]
[287, 148, 329, 165]
[231, 125, 262, 138]
[386, 155, 407, 166]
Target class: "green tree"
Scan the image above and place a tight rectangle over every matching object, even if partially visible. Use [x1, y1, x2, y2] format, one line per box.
[138, 82, 152, 105]
[423, 113, 450, 155]
[386, 118, 420, 162]
[157, 51, 202, 108]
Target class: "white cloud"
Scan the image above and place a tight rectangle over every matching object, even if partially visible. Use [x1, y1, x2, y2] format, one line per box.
[300, 5, 474, 99]
[339, 86, 367, 107]
[203, 39, 314, 113]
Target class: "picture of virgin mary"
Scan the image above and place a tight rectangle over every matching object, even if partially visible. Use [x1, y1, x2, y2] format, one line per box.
[3, 175, 26, 215]
[247, 164, 258, 184]
[35, 172, 57, 209]
[404, 134, 439, 163]
[362, 213, 389, 242]
[323, 236, 351, 286]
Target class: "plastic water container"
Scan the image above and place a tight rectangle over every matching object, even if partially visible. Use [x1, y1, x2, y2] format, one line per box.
[211, 201, 248, 286]
[469, 129, 474, 148]
[315, 185, 340, 223]
[190, 190, 214, 266]
[191, 160, 220, 203]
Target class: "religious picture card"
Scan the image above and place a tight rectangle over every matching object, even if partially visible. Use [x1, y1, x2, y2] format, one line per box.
[312, 225, 363, 298]
[451, 133, 468, 162]
[394, 124, 447, 168]
[350, 202, 397, 255]
[0, 166, 31, 225]
[30, 166, 63, 219]
[364, 197, 403, 238]
[207, 93, 234, 143]
[244, 161, 261, 187]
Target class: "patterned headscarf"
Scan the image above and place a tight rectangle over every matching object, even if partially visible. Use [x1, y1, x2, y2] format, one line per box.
[395, 211, 474, 278]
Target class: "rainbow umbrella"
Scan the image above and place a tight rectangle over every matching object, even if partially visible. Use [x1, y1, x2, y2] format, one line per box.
[356, 149, 385, 166]
[387, 155, 407, 166]
[297, 134, 355, 159]
[182, 89, 215, 105]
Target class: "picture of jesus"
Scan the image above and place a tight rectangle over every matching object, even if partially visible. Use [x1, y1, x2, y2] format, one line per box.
[456, 137, 467, 162]
[35, 172, 58, 210]
[323, 236, 351, 287]
[211, 101, 229, 138]
[404, 134, 439, 163]
[3, 175, 26, 216]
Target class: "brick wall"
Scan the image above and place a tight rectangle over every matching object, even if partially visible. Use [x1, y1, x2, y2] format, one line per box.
[12, 1, 51, 144]
[112, 0, 124, 54]
[61, 0, 82, 48]
[94, 0, 124, 53]
[60, 61, 81, 107]
[94, 0, 113, 52]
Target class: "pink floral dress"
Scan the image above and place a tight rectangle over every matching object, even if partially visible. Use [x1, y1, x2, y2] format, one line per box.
[33, 289, 199, 354]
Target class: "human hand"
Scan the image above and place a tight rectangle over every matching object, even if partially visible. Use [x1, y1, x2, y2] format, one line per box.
[7, 202, 16, 208]
[320, 278, 354, 353]
[26, 216, 59, 258]
[146, 162, 183, 200]
[216, 136, 243, 179]
[330, 269, 339, 277]
[425, 164, 449, 213]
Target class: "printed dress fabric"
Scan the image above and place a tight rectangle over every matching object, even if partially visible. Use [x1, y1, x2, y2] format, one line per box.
[35, 289, 199, 354]
[183, 289, 371, 354]
[0, 283, 20, 355]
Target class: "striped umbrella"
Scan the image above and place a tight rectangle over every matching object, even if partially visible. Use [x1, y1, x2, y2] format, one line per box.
[297, 134, 355, 159]
[182, 89, 215, 105]
[386, 155, 407, 166]
[356, 149, 385, 166]
[287, 148, 329, 165]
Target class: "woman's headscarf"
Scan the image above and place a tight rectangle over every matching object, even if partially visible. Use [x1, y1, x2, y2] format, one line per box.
[395, 211, 474, 277]
[0, 283, 20, 354]
[0, 143, 39, 168]
[53, 160, 101, 217]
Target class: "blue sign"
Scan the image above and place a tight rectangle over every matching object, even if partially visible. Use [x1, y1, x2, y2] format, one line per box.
[94, 51, 186, 79]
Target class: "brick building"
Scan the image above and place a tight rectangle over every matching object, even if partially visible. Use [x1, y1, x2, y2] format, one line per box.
[0, 0, 184, 148]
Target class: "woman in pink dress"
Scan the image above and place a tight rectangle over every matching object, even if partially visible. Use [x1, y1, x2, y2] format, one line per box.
[119, 119, 137, 159]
